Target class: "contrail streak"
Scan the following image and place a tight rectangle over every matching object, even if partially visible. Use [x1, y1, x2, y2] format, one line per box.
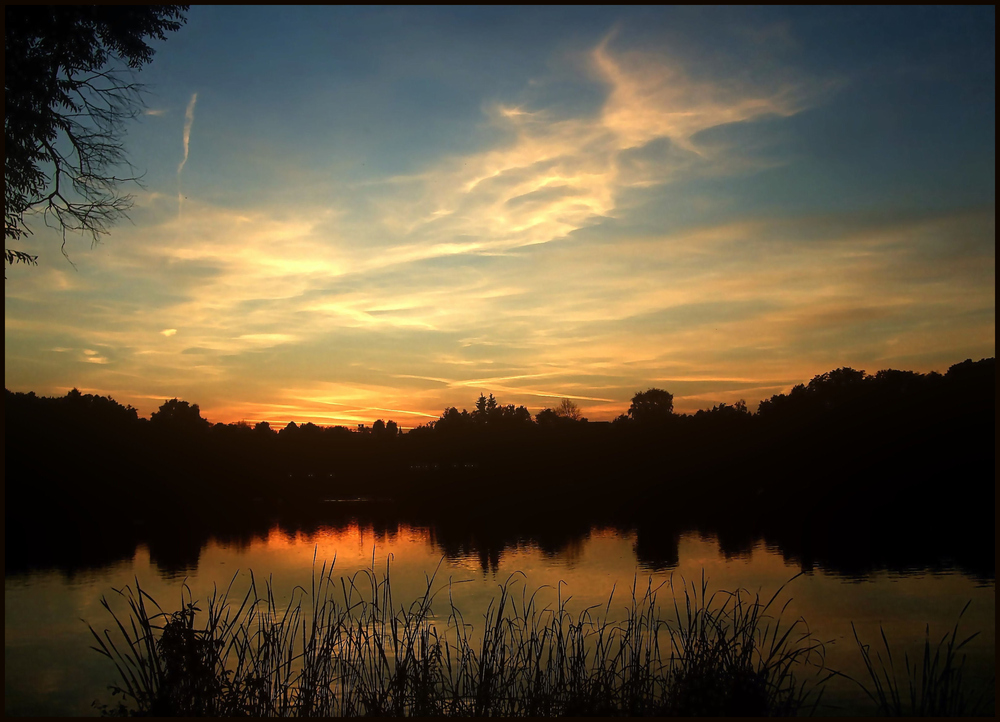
[177, 92, 198, 218]
[178, 93, 197, 175]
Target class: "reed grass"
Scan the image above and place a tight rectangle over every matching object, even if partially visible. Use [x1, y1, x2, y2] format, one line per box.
[847, 601, 994, 716]
[89, 558, 833, 716]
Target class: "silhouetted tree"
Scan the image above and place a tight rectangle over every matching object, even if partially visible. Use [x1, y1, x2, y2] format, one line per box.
[807, 367, 867, 391]
[695, 399, 750, 418]
[407, 423, 435, 439]
[535, 407, 561, 426]
[5, 6, 188, 270]
[497, 403, 533, 428]
[435, 406, 472, 434]
[150, 398, 209, 433]
[946, 357, 995, 385]
[628, 388, 674, 424]
[326, 425, 353, 441]
[59, 386, 140, 427]
[298, 422, 322, 440]
[555, 398, 587, 421]
[472, 393, 500, 426]
[537, 400, 588, 426]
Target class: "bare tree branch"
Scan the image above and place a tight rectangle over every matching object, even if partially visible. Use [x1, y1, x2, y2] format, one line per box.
[5, 6, 188, 275]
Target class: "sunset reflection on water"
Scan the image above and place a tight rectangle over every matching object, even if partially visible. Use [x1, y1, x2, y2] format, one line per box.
[4, 520, 994, 716]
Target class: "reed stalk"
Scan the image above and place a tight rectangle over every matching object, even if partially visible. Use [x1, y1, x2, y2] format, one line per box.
[87, 558, 840, 716]
[847, 601, 994, 717]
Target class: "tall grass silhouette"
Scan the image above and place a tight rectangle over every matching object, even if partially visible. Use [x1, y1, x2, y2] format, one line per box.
[87, 557, 833, 716]
[846, 601, 994, 716]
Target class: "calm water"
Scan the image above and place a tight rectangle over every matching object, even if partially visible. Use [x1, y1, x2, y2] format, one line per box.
[5, 516, 995, 716]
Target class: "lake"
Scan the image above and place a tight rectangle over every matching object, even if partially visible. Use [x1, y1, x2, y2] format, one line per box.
[4, 505, 994, 716]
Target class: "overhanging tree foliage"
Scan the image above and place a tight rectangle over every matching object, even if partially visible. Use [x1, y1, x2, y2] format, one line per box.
[4, 5, 188, 272]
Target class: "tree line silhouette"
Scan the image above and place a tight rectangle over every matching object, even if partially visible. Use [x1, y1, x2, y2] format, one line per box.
[6, 357, 994, 580]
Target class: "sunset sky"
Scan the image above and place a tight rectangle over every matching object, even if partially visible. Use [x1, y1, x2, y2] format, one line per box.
[4, 6, 995, 427]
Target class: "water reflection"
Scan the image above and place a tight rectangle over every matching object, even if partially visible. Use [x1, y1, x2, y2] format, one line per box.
[8, 496, 995, 586]
[4, 512, 995, 717]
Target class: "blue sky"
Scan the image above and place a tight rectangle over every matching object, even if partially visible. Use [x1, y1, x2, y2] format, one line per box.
[5, 6, 995, 426]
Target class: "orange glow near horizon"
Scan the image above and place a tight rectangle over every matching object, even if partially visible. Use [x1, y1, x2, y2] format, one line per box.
[40, 344, 991, 430]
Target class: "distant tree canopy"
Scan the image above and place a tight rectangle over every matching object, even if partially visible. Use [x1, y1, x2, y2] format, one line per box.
[752, 360, 997, 421]
[628, 388, 674, 424]
[472, 394, 533, 428]
[4, 356, 994, 526]
[5, 357, 994, 455]
[7, 386, 141, 429]
[5, 5, 188, 270]
[776, 366, 872, 411]
[370, 419, 399, 438]
[150, 397, 209, 433]
[694, 399, 750, 421]
[534, 408, 561, 426]
[427, 394, 534, 435]
[536, 399, 588, 425]
[435, 406, 472, 434]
